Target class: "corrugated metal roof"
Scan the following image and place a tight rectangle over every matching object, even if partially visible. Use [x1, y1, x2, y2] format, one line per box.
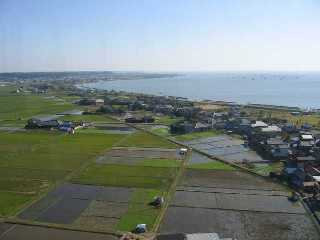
[251, 121, 268, 128]
[32, 115, 59, 122]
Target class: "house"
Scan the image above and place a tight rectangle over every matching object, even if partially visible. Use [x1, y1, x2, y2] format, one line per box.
[282, 167, 306, 188]
[125, 115, 155, 123]
[261, 125, 282, 133]
[239, 118, 251, 134]
[260, 125, 282, 138]
[170, 121, 193, 134]
[263, 137, 290, 159]
[295, 132, 315, 155]
[174, 107, 200, 118]
[300, 133, 314, 142]
[154, 105, 174, 115]
[95, 99, 105, 106]
[77, 98, 104, 106]
[282, 123, 297, 134]
[25, 116, 61, 129]
[290, 111, 301, 116]
[288, 155, 317, 169]
[194, 122, 211, 132]
[251, 120, 268, 128]
[213, 112, 229, 121]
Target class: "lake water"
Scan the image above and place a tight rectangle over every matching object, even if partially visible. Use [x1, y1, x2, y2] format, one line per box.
[82, 72, 320, 108]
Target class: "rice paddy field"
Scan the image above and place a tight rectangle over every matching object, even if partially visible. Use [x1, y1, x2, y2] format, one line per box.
[0, 126, 179, 231]
[0, 130, 126, 216]
[0, 94, 73, 125]
[159, 165, 320, 240]
[0, 87, 178, 233]
[115, 131, 177, 149]
[0, 89, 179, 234]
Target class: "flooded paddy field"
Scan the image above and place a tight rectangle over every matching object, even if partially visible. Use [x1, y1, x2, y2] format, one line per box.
[160, 160, 320, 239]
[184, 135, 265, 163]
[175, 186, 288, 197]
[180, 169, 283, 190]
[0, 223, 118, 240]
[187, 152, 212, 165]
[160, 207, 319, 240]
[19, 183, 133, 229]
[171, 190, 304, 214]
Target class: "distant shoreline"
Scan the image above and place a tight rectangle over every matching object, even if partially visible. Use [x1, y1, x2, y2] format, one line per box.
[2, 71, 319, 110]
[77, 84, 302, 112]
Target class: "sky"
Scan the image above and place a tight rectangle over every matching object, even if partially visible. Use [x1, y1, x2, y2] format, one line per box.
[0, 0, 320, 72]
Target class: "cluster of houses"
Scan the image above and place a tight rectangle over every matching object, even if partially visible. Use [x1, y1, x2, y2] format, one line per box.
[75, 94, 320, 195]
[163, 104, 320, 195]
[208, 109, 320, 193]
[25, 115, 86, 134]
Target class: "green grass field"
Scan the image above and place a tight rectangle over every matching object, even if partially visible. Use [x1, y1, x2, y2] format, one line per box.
[0, 131, 125, 170]
[58, 114, 117, 123]
[0, 178, 49, 193]
[150, 126, 170, 137]
[187, 160, 235, 171]
[0, 130, 127, 216]
[116, 131, 176, 148]
[117, 188, 165, 231]
[117, 204, 158, 232]
[174, 130, 221, 142]
[243, 162, 284, 176]
[0, 94, 73, 123]
[0, 192, 33, 217]
[138, 159, 182, 168]
[72, 164, 178, 189]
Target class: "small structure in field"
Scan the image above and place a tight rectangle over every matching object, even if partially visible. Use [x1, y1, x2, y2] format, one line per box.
[132, 224, 147, 234]
[149, 196, 164, 208]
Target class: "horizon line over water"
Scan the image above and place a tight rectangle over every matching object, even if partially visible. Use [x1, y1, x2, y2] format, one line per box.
[82, 72, 320, 109]
[2, 70, 320, 74]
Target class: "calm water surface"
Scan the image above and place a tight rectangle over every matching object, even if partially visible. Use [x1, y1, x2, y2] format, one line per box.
[83, 72, 320, 108]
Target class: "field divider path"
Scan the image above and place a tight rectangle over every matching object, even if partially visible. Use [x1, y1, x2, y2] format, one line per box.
[152, 152, 189, 233]
[168, 204, 307, 215]
[3, 218, 122, 238]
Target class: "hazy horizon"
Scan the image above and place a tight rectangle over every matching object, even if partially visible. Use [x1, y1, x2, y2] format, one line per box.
[1, 0, 320, 72]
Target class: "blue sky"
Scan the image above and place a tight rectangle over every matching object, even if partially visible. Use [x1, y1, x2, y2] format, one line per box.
[0, 0, 319, 72]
